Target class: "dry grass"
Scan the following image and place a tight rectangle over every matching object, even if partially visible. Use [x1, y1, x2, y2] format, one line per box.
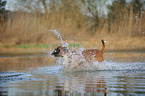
[0, 3, 145, 52]
[81, 36, 145, 51]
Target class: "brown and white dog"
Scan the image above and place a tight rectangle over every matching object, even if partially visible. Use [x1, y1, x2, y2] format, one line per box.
[51, 39, 105, 62]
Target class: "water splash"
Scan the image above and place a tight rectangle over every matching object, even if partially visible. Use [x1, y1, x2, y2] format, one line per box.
[39, 25, 145, 72]
[55, 49, 145, 72]
[57, 51, 98, 72]
[39, 25, 69, 47]
[60, 52, 145, 72]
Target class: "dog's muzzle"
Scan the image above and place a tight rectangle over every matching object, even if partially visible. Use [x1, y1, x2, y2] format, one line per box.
[51, 48, 61, 57]
[51, 52, 60, 57]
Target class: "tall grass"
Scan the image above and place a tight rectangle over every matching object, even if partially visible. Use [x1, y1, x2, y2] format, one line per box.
[0, 3, 144, 46]
[107, 3, 144, 37]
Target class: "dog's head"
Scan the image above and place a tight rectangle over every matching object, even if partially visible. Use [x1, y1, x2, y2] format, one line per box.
[51, 46, 68, 57]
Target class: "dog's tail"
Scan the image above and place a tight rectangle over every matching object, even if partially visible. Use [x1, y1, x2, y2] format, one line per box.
[101, 39, 105, 54]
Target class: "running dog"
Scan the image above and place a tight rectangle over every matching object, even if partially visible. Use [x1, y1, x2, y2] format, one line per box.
[51, 39, 105, 62]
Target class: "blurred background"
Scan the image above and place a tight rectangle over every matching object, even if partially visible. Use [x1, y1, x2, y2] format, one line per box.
[0, 0, 145, 52]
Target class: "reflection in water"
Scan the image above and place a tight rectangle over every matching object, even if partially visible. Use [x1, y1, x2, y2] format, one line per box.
[0, 52, 145, 96]
[0, 55, 57, 72]
[62, 72, 107, 96]
[1, 70, 145, 96]
[1, 71, 108, 96]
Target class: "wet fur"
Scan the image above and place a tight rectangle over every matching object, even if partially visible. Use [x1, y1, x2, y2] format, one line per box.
[52, 39, 105, 63]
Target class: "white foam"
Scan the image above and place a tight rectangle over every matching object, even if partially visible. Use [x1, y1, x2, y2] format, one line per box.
[55, 51, 145, 72]
[56, 52, 100, 72]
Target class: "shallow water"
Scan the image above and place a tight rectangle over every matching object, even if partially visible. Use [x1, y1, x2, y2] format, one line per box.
[0, 52, 145, 96]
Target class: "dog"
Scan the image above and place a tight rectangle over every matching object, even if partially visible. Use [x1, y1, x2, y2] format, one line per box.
[52, 39, 105, 63]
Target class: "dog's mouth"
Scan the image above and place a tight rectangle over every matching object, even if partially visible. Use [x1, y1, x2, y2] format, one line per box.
[51, 52, 60, 57]
[51, 51, 60, 57]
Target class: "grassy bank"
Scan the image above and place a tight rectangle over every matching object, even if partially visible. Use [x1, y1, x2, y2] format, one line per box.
[0, 36, 144, 56]
[0, 1, 145, 55]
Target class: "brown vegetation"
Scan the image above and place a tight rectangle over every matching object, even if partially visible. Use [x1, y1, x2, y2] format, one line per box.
[0, 0, 145, 51]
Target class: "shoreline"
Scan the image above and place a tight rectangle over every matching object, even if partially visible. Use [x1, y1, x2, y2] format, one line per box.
[0, 36, 145, 56]
[0, 48, 144, 57]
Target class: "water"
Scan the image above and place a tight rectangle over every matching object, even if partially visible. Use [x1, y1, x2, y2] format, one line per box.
[0, 52, 145, 96]
[1, 29, 145, 96]
[39, 26, 69, 47]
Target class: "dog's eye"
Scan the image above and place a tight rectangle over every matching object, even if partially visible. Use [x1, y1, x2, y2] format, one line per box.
[53, 48, 60, 53]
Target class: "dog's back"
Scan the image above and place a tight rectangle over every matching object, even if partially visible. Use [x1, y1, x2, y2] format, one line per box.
[82, 40, 105, 62]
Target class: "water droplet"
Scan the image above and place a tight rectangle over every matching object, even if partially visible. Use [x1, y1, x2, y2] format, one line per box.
[135, 16, 137, 18]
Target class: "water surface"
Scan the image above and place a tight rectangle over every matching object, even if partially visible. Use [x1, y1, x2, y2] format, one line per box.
[0, 52, 145, 96]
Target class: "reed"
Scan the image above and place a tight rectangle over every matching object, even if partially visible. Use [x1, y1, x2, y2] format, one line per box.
[0, 2, 144, 50]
